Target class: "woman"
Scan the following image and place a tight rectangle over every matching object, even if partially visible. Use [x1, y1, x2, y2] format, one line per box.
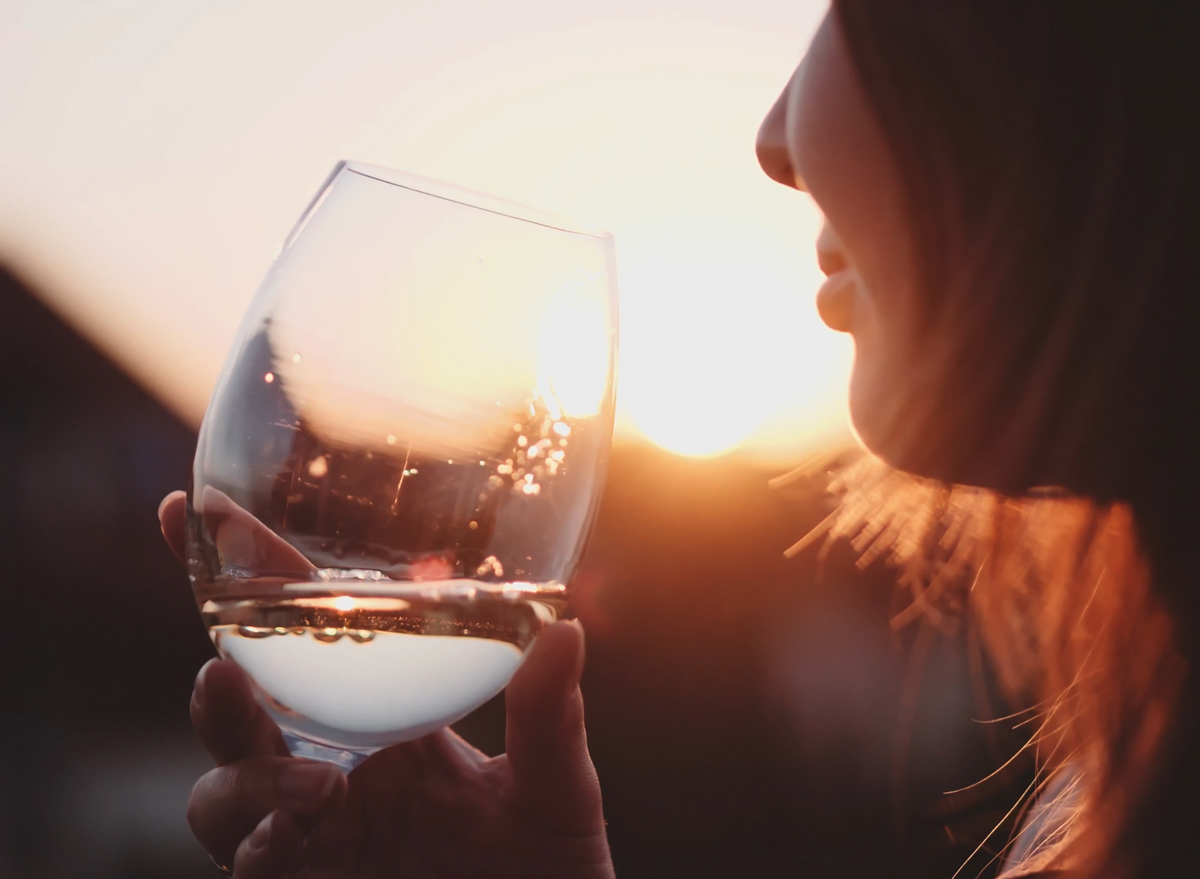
[162, 3, 1200, 876]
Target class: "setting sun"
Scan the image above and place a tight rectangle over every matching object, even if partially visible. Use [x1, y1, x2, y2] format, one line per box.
[618, 214, 852, 459]
[0, 2, 845, 463]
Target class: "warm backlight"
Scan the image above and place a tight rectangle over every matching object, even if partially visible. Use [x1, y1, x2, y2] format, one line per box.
[538, 282, 613, 419]
[619, 215, 852, 459]
[0, 7, 848, 462]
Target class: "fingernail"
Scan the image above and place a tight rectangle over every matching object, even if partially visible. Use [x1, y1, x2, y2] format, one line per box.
[278, 763, 339, 801]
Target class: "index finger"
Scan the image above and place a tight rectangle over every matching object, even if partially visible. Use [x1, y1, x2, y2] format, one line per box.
[192, 658, 289, 765]
[198, 486, 315, 575]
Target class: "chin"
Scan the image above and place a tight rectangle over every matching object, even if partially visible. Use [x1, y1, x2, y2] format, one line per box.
[847, 370, 990, 489]
[845, 351, 990, 487]
[845, 351, 1131, 498]
[847, 400, 926, 477]
[848, 383, 1054, 495]
[846, 365, 914, 470]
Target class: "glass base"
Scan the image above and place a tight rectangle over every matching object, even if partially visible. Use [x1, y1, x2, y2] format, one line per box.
[283, 732, 375, 773]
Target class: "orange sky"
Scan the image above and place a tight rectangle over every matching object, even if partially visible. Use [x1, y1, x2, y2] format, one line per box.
[0, 0, 851, 463]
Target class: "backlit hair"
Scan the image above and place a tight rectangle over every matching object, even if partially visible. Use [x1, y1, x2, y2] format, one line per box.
[824, 4, 1200, 876]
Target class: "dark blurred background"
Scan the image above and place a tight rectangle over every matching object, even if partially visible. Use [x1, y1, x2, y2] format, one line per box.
[0, 264, 1029, 878]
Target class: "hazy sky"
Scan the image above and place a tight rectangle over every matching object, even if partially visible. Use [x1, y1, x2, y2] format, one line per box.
[0, 0, 850, 460]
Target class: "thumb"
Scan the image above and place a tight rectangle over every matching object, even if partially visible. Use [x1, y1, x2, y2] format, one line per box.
[505, 620, 605, 837]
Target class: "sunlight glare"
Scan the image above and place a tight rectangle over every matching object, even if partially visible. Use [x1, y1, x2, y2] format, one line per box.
[0, 6, 844, 460]
[619, 213, 851, 459]
[537, 274, 614, 419]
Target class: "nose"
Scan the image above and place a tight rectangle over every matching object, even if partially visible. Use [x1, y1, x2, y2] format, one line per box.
[756, 76, 803, 190]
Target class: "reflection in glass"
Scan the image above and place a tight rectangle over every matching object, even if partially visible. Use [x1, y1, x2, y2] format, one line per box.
[188, 163, 618, 768]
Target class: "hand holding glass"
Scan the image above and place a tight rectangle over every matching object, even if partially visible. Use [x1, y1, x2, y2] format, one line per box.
[188, 163, 617, 770]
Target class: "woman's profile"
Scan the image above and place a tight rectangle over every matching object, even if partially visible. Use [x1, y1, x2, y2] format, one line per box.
[160, 3, 1200, 876]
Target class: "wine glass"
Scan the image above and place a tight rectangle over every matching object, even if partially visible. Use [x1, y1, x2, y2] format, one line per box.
[188, 161, 618, 770]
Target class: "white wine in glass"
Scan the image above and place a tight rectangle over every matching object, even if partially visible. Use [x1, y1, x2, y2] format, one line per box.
[188, 162, 618, 770]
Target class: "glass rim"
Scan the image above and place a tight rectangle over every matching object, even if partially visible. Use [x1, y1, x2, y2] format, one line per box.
[339, 160, 611, 240]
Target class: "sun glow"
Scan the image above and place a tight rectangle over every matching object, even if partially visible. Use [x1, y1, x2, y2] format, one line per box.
[0, 4, 847, 461]
[537, 275, 615, 420]
[619, 215, 852, 459]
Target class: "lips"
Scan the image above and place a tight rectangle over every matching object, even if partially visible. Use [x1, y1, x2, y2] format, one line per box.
[816, 246, 848, 277]
[816, 269, 855, 332]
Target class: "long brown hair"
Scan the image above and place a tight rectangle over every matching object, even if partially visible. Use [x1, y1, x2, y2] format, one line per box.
[827, 3, 1200, 876]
